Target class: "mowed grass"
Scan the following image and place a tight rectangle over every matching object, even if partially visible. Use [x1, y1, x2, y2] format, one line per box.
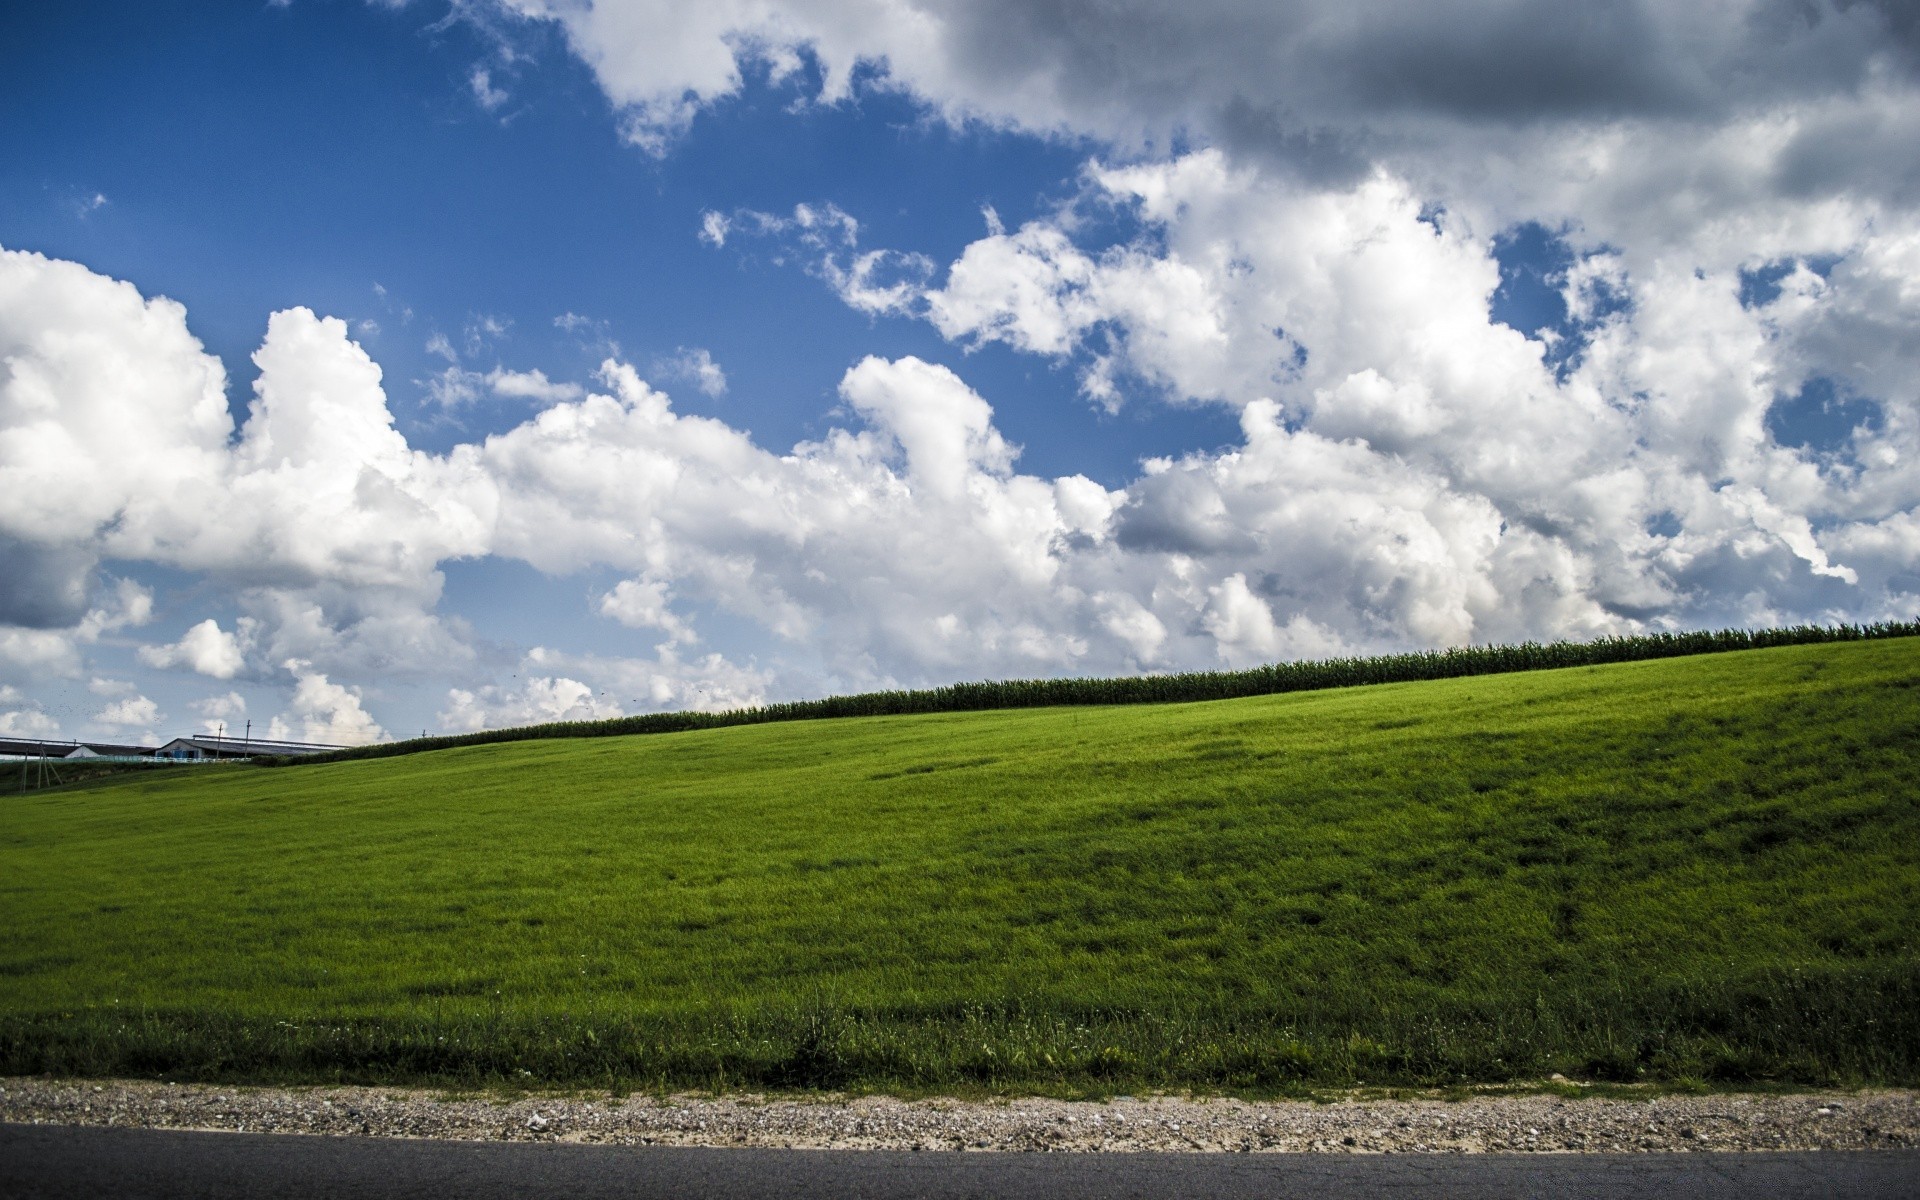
[2, 639, 1916, 1094]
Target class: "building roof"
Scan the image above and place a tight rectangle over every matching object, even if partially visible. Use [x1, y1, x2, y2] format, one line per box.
[0, 737, 159, 759]
[156, 736, 344, 756]
[64, 741, 159, 758]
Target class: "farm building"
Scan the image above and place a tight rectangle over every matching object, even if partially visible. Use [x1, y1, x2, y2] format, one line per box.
[150, 736, 342, 761]
[0, 738, 157, 761]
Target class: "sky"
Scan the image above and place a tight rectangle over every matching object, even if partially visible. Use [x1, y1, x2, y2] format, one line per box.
[1, 0, 1917, 748]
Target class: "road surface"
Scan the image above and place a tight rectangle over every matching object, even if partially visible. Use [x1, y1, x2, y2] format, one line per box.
[4, 1123, 1917, 1198]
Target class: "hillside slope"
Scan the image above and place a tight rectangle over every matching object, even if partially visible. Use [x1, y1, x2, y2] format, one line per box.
[3, 639, 1916, 1093]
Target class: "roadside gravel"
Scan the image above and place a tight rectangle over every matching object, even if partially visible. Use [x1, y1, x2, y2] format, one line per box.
[4, 1078, 1916, 1153]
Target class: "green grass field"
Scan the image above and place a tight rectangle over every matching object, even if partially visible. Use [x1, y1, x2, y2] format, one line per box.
[3, 638, 1917, 1094]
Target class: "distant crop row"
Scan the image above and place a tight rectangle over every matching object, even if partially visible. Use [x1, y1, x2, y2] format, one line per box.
[271, 620, 1920, 768]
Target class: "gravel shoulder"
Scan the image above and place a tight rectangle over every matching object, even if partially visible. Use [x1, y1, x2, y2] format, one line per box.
[4, 1077, 1917, 1154]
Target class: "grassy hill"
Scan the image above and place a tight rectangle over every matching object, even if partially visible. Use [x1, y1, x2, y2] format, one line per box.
[2, 638, 1916, 1094]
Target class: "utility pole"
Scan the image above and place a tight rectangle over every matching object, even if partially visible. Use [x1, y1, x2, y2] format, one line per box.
[243, 719, 251, 756]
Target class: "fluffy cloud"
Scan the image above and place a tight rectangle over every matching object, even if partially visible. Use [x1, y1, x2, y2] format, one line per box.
[0, 705, 60, 738]
[190, 691, 248, 735]
[0, 627, 82, 684]
[479, 356, 1098, 681]
[438, 674, 624, 733]
[517, 645, 771, 713]
[598, 578, 697, 643]
[0, 251, 495, 601]
[430, 364, 586, 407]
[864, 150, 1918, 637]
[436, 642, 769, 731]
[269, 666, 385, 746]
[139, 619, 247, 679]
[91, 693, 160, 729]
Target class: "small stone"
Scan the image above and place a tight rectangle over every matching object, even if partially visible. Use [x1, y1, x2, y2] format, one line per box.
[527, 1115, 549, 1131]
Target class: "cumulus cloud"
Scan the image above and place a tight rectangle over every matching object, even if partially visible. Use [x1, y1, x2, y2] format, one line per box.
[0, 627, 82, 684]
[190, 691, 248, 735]
[91, 693, 160, 729]
[521, 645, 771, 713]
[269, 665, 385, 746]
[138, 619, 248, 679]
[436, 641, 769, 731]
[598, 578, 697, 643]
[438, 673, 624, 732]
[0, 705, 60, 738]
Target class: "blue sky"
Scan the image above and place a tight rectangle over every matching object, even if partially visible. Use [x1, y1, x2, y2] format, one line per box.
[2, 0, 1916, 746]
[3, 1, 1232, 479]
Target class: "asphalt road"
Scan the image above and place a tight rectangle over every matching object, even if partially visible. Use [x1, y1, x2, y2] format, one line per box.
[4, 1124, 1917, 1199]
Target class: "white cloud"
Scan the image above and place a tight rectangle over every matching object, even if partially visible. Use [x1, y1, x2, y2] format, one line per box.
[438, 673, 624, 733]
[0, 706, 60, 738]
[470, 66, 509, 110]
[0, 627, 83, 683]
[138, 618, 247, 679]
[652, 347, 728, 397]
[839, 355, 1015, 500]
[269, 664, 385, 745]
[526, 644, 770, 713]
[91, 694, 160, 729]
[76, 579, 155, 640]
[465, 314, 510, 356]
[436, 642, 771, 731]
[711, 202, 934, 314]
[190, 691, 248, 736]
[598, 577, 697, 643]
[427, 364, 584, 407]
[424, 364, 483, 407]
[486, 366, 584, 404]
